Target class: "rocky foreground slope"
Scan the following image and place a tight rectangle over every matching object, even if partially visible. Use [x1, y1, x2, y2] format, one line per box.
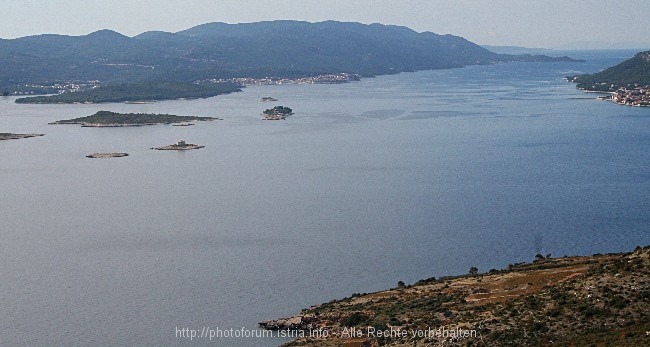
[261, 245, 650, 346]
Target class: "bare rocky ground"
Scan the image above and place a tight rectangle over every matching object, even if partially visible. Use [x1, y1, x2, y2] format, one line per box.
[262, 245, 650, 346]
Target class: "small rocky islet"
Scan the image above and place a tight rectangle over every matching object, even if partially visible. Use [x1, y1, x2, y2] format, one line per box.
[86, 152, 129, 158]
[153, 139, 204, 150]
[0, 133, 45, 140]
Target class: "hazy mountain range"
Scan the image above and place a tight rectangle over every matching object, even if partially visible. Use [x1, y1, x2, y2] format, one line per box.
[0, 20, 581, 91]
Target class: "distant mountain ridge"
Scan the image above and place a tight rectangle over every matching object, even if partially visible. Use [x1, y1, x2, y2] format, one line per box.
[0, 20, 580, 91]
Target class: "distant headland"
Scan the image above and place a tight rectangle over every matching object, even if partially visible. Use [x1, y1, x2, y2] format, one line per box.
[49, 111, 219, 127]
[568, 50, 650, 107]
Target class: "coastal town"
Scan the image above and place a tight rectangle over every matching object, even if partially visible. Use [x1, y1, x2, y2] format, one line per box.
[203, 72, 361, 86]
[7, 73, 361, 97]
[609, 85, 650, 106]
[8, 81, 101, 95]
[569, 50, 650, 107]
[570, 80, 650, 107]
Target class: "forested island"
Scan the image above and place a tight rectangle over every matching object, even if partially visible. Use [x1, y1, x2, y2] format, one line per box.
[50, 111, 219, 127]
[15, 82, 241, 104]
[262, 244, 650, 347]
[568, 50, 650, 106]
[262, 106, 293, 120]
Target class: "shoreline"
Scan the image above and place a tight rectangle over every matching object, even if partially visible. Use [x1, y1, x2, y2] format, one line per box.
[575, 87, 650, 107]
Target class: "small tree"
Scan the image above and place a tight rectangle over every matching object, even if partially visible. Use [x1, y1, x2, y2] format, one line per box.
[469, 266, 479, 276]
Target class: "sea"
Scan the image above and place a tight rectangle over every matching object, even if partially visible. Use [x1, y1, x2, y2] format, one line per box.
[1, 50, 648, 346]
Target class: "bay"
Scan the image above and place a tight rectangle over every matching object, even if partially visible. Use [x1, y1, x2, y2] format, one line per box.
[1, 50, 648, 346]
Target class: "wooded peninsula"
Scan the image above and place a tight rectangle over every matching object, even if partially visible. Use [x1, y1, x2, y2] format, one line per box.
[15, 82, 241, 104]
[569, 50, 650, 107]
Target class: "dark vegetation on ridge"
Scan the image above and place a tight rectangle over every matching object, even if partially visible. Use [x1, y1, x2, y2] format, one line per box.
[1, 20, 581, 97]
[262, 106, 293, 120]
[15, 81, 241, 104]
[50, 110, 217, 126]
[569, 50, 650, 91]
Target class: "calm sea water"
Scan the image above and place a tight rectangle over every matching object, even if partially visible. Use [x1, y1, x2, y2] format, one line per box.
[1, 50, 648, 346]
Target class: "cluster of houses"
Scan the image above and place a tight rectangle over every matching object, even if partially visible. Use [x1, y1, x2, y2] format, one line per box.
[205, 73, 361, 86]
[610, 85, 650, 107]
[13, 81, 102, 95]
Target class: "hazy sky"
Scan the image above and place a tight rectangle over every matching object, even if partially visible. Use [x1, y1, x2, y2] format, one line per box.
[2, 0, 649, 49]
